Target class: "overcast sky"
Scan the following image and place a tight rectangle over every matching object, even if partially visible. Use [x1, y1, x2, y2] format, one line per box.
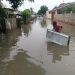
[2, 0, 75, 12]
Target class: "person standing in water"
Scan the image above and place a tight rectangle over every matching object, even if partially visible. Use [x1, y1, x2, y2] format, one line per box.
[52, 21, 62, 32]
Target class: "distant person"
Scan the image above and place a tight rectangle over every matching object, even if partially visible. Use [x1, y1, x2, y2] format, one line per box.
[52, 21, 62, 32]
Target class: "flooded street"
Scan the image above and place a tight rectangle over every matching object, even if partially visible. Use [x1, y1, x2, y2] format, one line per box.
[0, 18, 75, 75]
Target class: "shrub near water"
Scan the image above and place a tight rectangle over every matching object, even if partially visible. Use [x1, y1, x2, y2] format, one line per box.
[0, 5, 7, 19]
[0, 5, 7, 33]
[22, 9, 31, 23]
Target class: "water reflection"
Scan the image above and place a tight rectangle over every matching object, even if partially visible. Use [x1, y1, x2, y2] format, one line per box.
[39, 19, 47, 28]
[33, 17, 37, 23]
[0, 29, 22, 48]
[61, 23, 75, 37]
[1, 50, 45, 75]
[0, 19, 75, 75]
[0, 29, 22, 75]
[47, 42, 69, 63]
[21, 24, 32, 37]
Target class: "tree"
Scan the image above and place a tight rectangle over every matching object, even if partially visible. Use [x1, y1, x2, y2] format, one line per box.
[71, 5, 75, 13]
[59, 4, 75, 14]
[38, 5, 48, 15]
[38, 10, 42, 15]
[6, 0, 34, 9]
[22, 9, 31, 23]
[0, 0, 1, 5]
[0, 4, 7, 33]
[0, 5, 7, 18]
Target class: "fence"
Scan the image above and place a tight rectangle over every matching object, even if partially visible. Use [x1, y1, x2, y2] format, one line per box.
[6, 18, 17, 30]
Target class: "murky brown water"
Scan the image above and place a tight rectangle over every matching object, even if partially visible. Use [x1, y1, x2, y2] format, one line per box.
[0, 18, 75, 75]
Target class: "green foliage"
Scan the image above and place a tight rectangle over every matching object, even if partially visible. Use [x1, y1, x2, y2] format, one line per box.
[64, 6, 72, 13]
[38, 5, 48, 15]
[71, 5, 75, 13]
[58, 4, 75, 14]
[0, 5, 7, 19]
[28, 0, 34, 2]
[22, 9, 31, 23]
[6, 0, 34, 9]
[0, 4, 7, 31]
[6, 0, 24, 9]
[38, 10, 42, 15]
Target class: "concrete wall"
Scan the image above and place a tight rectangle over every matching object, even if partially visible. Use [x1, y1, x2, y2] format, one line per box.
[6, 18, 17, 30]
[54, 13, 75, 25]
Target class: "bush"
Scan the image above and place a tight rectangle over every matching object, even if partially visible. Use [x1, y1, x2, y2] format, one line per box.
[0, 5, 7, 18]
[0, 5, 7, 33]
[57, 4, 75, 14]
[38, 6, 48, 15]
[22, 9, 31, 23]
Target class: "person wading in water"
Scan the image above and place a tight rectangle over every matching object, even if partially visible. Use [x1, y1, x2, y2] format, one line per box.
[52, 21, 62, 32]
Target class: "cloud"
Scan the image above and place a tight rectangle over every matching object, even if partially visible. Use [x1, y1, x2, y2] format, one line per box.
[2, 0, 75, 12]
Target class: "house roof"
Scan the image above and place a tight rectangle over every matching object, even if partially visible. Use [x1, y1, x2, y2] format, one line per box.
[3, 8, 22, 15]
[4, 8, 15, 11]
[52, 2, 75, 11]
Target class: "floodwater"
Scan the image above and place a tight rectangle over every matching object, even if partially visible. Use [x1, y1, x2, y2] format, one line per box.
[0, 18, 75, 75]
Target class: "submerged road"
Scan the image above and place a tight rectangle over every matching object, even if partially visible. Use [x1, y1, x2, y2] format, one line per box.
[0, 18, 75, 75]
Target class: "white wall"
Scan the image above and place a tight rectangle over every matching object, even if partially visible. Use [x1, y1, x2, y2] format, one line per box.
[46, 11, 51, 19]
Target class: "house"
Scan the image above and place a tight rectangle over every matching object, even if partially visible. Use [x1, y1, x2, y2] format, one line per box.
[0, 1, 22, 33]
[46, 11, 51, 19]
[49, 2, 75, 20]
[50, 2, 75, 25]
[4, 8, 22, 30]
[52, 2, 75, 14]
